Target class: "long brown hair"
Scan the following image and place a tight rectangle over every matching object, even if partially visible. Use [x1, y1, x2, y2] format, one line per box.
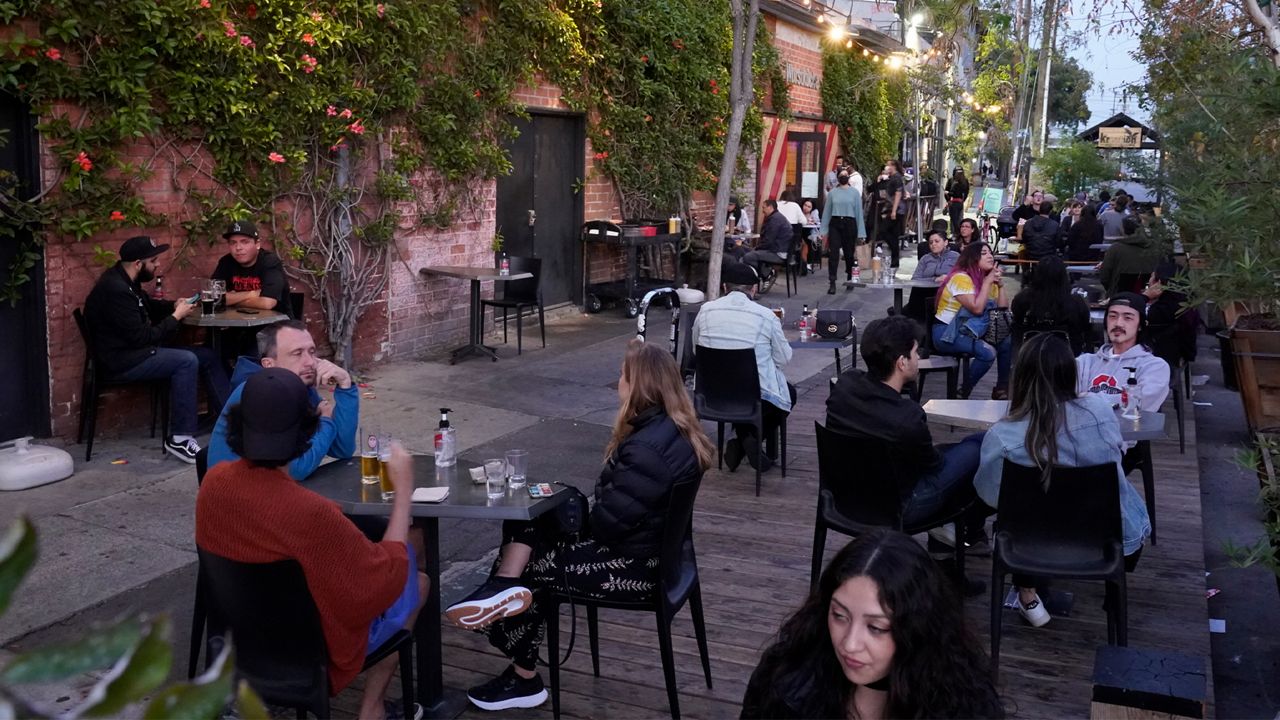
[1007, 333, 1079, 486]
[605, 340, 715, 470]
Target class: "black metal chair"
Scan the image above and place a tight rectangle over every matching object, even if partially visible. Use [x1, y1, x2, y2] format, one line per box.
[544, 476, 710, 720]
[188, 447, 210, 679]
[199, 549, 415, 719]
[989, 460, 1127, 680]
[693, 346, 787, 496]
[72, 308, 169, 462]
[811, 422, 972, 589]
[913, 320, 965, 401]
[678, 304, 701, 382]
[480, 256, 545, 355]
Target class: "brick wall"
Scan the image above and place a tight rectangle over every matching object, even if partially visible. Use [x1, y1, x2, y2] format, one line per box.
[768, 16, 824, 118]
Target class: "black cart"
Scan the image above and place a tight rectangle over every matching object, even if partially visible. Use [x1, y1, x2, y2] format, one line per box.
[581, 220, 682, 318]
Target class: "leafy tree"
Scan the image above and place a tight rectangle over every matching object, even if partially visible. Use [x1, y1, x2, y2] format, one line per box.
[1046, 54, 1092, 130]
[820, 48, 909, 177]
[1031, 138, 1117, 199]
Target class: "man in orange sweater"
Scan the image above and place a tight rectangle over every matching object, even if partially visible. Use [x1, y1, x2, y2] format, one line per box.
[196, 369, 429, 720]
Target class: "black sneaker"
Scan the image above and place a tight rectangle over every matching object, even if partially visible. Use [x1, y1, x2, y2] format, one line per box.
[165, 437, 200, 464]
[723, 437, 745, 472]
[444, 577, 533, 630]
[467, 665, 548, 711]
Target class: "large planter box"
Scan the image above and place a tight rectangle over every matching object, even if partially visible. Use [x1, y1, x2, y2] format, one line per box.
[1230, 328, 1280, 433]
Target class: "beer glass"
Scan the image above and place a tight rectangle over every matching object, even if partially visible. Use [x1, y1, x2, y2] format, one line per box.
[359, 428, 379, 485]
[483, 458, 506, 500]
[505, 449, 528, 489]
[211, 279, 226, 311]
[377, 433, 394, 501]
[200, 289, 216, 316]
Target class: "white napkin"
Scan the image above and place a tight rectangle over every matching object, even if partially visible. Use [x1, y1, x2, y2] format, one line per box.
[411, 487, 449, 503]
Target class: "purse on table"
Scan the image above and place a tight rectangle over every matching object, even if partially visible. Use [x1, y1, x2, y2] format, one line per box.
[814, 309, 855, 340]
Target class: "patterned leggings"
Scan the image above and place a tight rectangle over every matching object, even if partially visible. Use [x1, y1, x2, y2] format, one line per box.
[480, 518, 658, 670]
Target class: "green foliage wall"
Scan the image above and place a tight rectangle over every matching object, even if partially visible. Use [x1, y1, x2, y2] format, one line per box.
[820, 47, 907, 176]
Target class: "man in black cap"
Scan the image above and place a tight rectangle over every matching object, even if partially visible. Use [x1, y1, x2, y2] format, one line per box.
[690, 261, 795, 472]
[211, 220, 290, 314]
[84, 235, 230, 463]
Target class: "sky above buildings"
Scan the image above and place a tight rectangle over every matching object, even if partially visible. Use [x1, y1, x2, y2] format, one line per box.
[1062, 2, 1148, 129]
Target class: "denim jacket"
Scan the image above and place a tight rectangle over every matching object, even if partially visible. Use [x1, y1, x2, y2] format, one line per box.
[974, 393, 1151, 555]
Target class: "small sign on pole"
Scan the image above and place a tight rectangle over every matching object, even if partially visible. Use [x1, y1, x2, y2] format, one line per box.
[1098, 127, 1142, 149]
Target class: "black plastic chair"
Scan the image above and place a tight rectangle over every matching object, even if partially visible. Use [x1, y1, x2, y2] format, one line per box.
[678, 305, 701, 382]
[73, 308, 169, 461]
[480, 256, 545, 354]
[544, 476, 710, 720]
[989, 460, 1127, 680]
[812, 422, 971, 589]
[199, 549, 415, 719]
[693, 346, 787, 496]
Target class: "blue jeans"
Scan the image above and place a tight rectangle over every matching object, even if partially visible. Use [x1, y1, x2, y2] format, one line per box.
[901, 433, 983, 527]
[931, 322, 1013, 394]
[111, 347, 230, 435]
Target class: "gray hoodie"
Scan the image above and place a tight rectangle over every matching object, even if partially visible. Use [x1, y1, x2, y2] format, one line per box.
[1075, 343, 1170, 414]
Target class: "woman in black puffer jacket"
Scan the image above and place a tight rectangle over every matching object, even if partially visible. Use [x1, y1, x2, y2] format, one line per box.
[446, 340, 714, 712]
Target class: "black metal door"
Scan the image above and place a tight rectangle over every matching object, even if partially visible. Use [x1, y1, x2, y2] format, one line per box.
[496, 112, 583, 305]
[0, 92, 50, 440]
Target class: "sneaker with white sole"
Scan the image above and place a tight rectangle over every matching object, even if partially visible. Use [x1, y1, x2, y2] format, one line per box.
[1016, 592, 1051, 627]
[466, 665, 548, 711]
[444, 577, 533, 630]
[165, 437, 200, 464]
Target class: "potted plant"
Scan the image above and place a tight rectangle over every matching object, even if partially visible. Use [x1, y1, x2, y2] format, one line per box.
[491, 230, 505, 268]
[1227, 434, 1280, 597]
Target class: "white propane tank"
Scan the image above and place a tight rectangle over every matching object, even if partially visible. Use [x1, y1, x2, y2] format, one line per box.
[675, 284, 705, 305]
[0, 437, 74, 491]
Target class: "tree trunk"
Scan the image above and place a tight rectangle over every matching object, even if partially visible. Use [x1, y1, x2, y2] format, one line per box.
[1029, 0, 1059, 158]
[1006, 0, 1034, 192]
[1243, 0, 1280, 68]
[705, 0, 759, 301]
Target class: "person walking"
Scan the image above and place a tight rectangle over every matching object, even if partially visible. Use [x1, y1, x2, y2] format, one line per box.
[944, 168, 971, 237]
[819, 172, 868, 295]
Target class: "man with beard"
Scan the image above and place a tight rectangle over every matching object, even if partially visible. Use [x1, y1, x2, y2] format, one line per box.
[84, 235, 230, 463]
[207, 320, 357, 481]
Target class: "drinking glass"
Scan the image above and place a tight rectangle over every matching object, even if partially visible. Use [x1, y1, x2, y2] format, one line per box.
[377, 433, 394, 501]
[211, 279, 226, 310]
[505, 449, 528, 489]
[359, 428, 379, 485]
[200, 289, 216, 316]
[483, 458, 506, 500]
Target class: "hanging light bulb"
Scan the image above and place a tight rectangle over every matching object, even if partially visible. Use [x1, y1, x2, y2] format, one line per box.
[846, 39, 853, 48]
[828, 23, 845, 40]
[816, 13, 825, 23]
[862, 48, 870, 57]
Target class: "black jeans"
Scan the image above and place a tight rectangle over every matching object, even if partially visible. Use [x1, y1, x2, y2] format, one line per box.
[826, 217, 858, 283]
[878, 214, 905, 267]
[949, 199, 965, 237]
[733, 383, 797, 467]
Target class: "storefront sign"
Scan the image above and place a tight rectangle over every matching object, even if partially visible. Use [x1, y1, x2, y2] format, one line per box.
[786, 65, 820, 90]
[1098, 127, 1142, 148]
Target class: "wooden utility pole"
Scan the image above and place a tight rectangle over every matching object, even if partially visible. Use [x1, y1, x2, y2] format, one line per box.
[1029, 0, 1059, 158]
[706, 0, 759, 300]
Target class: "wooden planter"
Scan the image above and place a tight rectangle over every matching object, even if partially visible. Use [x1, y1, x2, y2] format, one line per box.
[1230, 328, 1280, 434]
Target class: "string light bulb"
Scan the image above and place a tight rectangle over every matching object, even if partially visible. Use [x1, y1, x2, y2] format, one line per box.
[862, 48, 869, 56]
[846, 39, 853, 48]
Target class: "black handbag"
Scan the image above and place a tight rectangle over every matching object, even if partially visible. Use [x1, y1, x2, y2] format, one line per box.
[982, 308, 1014, 345]
[815, 309, 855, 340]
[552, 482, 590, 538]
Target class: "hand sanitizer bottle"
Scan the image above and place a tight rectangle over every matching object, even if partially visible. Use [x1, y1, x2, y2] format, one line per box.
[1121, 367, 1141, 420]
[433, 408, 457, 467]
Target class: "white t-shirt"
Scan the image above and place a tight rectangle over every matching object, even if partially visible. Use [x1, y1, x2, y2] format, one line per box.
[776, 200, 805, 225]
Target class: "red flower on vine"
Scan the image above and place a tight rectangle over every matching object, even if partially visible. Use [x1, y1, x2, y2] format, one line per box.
[268, 152, 286, 163]
[110, 211, 126, 222]
[593, 151, 608, 160]
[330, 139, 347, 152]
[44, 47, 61, 61]
[348, 119, 365, 135]
[473, 90, 481, 98]
[339, 108, 353, 119]
[300, 54, 317, 73]
[223, 20, 237, 37]
[74, 151, 92, 172]
[301, 32, 315, 45]
[326, 105, 337, 116]
[239, 35, 255, 47]
[198, 0, 210, 7]
[310, 12, 323, 21]
[376, 3, 386, 18]
[640, 54, 648, 63]
[245, 3, 257, 19]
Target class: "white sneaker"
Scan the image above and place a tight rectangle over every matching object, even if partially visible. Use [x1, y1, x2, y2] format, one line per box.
[1016, 592, 1051, 627]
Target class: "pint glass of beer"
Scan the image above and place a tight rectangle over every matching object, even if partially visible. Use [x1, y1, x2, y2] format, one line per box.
[377, 433, 394, 501]
[360, 429, 379, 485]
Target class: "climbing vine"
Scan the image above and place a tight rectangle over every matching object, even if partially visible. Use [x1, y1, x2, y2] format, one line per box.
[820, 46, 908, 175]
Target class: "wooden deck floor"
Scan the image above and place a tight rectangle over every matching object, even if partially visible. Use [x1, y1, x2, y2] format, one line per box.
[336, 371, 1215, 719]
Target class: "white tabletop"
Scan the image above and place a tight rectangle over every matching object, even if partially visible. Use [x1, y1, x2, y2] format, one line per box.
[923, 399, 1166, 441]
[1067, 265, 1099, 275]
[845, 277, 938, 290]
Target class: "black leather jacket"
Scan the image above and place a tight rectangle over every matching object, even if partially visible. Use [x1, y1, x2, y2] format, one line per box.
[84, 264, 179, 375]
[590, 407, 702, 556]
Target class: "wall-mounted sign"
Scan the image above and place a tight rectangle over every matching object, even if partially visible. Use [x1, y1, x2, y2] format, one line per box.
[786, 65, 820, 90]
[1098, 127, 1143, 149]
[775, 21, 820, 52]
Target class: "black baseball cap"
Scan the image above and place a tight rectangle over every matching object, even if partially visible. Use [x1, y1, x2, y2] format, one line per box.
[118, 235, 170, 262]
[238, 368, 312, 461]
[721, 261, 759, 287]
[1106, 292, 1148, 322]
[222, 220, 259, 240]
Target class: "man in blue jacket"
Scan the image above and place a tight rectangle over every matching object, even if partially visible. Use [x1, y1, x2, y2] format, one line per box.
[206, 319, 358, 479]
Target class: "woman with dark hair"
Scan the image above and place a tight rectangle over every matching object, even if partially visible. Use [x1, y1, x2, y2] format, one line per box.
[1010, 255, 1091, 355]
[974, 334, 1151, 628]
[1065, 202, 1104, 261]
[741, 529, 1003, 719]
[944, 167, 970, 237]
[448, 340, 715, 711]
[956, 217, 979, 250]
[932, 242, 1013, 399]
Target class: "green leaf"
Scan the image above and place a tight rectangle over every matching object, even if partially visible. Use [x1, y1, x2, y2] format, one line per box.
[0, 516, 37, 616]
[0, 620, 143, 684]
[141, 643, 233, 720]
[73, 617, 173, 718]
[235, 679, 269, 720]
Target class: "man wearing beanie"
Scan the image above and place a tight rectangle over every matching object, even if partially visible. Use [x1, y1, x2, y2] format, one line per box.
[1076, 292, 1170, 468]
[84, 235, 230, 463]
[691, 262, 794, 472]
[196, 369, 429, 719]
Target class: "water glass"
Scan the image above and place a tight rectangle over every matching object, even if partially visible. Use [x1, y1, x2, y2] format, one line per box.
[483, 458, 506, 499]
[377, 433, 394, 501]
[505, 449, 528, 489]
[359, 428, 379, 485]
[211, 279, 227, 309]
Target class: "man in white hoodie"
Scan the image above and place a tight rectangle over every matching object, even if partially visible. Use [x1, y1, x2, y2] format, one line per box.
[1076, 292, 1169, 471]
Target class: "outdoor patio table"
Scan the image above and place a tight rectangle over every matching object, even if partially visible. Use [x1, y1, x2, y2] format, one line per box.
[1068, 264, 1100, 276]
[181, 308, 288, 358]
[922, 398, 1166, 443]
[419, 266, 532, 364]
[789, 334, 855, 374]
[307, 454, 568, 717]
[1091, 243, 1113, 252]
[843, 277, 938, 313]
